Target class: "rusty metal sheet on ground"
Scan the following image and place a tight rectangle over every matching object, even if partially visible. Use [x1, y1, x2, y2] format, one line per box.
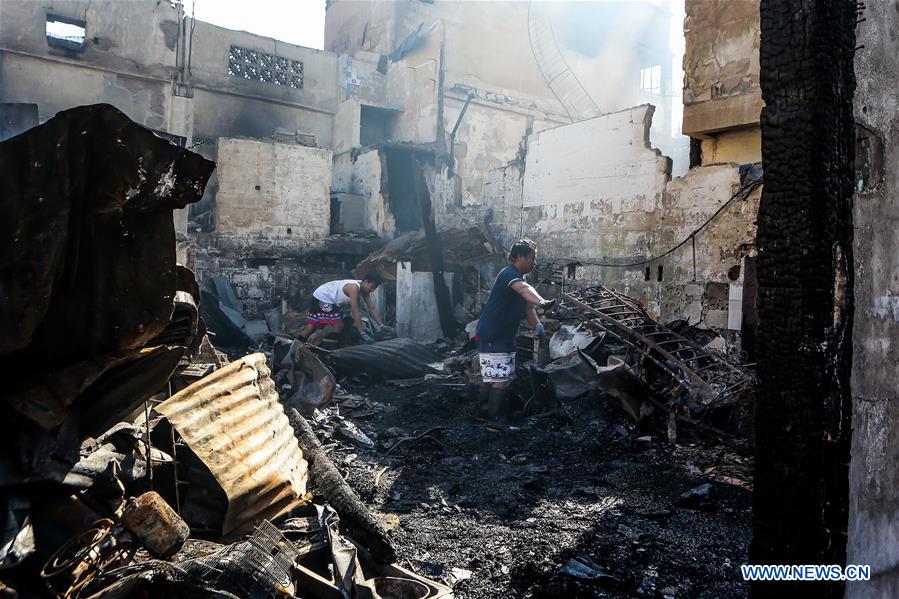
[156, 353, 308, 538]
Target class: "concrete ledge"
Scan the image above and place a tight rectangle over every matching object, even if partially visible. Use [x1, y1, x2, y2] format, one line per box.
[682, 92, 764, 137]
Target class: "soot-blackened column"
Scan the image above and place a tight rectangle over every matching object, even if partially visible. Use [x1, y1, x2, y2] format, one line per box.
[753, 0, 857, 596]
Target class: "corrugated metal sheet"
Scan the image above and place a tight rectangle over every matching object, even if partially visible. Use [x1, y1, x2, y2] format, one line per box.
[328, 338, 441, 379]
[156, 353, 308, 538]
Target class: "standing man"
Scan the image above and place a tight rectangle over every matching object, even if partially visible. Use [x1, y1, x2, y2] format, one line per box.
[299, 272, 384, 346]
[475, 238, 549, 424]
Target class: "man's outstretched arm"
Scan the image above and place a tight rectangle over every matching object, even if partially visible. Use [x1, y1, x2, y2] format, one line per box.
[510, 280, 546, 305]
[512, 281, 548, 337]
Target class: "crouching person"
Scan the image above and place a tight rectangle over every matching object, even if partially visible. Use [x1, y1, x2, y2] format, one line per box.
[475, 238, 549, 427]
[299, 273, 384, 346]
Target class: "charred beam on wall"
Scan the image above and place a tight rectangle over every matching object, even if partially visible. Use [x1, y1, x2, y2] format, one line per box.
[753, 0, 856, 594]
[411, 155, 460, 338]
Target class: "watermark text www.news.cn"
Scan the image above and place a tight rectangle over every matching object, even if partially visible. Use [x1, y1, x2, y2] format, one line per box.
[741, 564, 871, 582]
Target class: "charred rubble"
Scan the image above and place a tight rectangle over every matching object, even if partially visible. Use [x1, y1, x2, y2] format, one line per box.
[0, 105, 754, 598]
[0, 106, 450, 598]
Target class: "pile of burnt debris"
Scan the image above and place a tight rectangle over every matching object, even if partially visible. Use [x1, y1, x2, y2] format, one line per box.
[535, 286, 755, 448]
[0, 105, 450, 598]
[0, 105, 754, 598]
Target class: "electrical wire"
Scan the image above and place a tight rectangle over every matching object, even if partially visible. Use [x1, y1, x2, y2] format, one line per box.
[478, 178, 760, 314]
[526, 179, 762, 271]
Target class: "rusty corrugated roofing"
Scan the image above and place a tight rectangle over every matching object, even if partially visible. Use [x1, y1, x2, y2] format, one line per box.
[156, 353, 308, 538]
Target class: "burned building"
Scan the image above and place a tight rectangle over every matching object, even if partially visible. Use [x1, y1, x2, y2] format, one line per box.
[0, 0, 758, 349]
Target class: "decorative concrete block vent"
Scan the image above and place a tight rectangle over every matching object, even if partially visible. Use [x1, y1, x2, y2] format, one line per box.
[213, 138, 332, 239]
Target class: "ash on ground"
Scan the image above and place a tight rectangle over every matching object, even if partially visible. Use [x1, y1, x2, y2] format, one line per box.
[319, 378, 751, 598]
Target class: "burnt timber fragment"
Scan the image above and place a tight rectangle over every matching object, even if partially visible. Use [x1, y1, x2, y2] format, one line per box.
[286, 408, 396, 563]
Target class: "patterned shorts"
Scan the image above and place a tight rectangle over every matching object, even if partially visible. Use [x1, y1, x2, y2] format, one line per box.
[305, 297, 343, 328]
[479, 352, 516, 383]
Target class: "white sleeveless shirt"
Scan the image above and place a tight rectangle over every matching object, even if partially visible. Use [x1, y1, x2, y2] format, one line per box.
[313, 279, 360, 306]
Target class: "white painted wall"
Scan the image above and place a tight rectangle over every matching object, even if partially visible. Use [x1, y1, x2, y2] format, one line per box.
[523, 105, 670, 209]
[515, 105, 671, 304]
[332, 99, 361, 154]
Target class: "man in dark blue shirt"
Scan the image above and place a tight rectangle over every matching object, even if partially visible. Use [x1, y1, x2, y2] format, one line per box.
[475, 238, 549, 424]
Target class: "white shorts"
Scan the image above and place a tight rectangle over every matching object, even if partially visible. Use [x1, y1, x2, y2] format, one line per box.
[479, 352, 516, 383]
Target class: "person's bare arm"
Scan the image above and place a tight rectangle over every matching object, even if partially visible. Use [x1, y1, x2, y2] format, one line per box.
[513, 281, 546, 335]
[345, 283, 366, 334]
[525, 303, 539, 328]
[363, 293, 383, 326]
[510, 280, 546, 305]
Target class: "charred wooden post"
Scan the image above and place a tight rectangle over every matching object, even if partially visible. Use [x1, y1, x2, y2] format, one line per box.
[286, 408, 396, 563]
[753, 0, 857, 594]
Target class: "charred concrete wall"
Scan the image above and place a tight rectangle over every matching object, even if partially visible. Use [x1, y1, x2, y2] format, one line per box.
[188, 137, 339, 318]
[0, 2, 341, 146]
[184, 19, 338, 146]
[332, 99, 361, 153]
[324, 0, 397, 57]
[0, 0, 183, 134]
[324, 0, 648, 240]
[384, 28, 442, 145]
[379, 0, 686, 167]
[846, 2, 899, 596]
[189, 235, 379, 318]
[683, 0, 761, 135]
[478, 105, 761, 345]
[212, 138, 332, 240]
[658, 165, 760, 330]
[444, 96, 553, 211]
[332, 148, 395, 238]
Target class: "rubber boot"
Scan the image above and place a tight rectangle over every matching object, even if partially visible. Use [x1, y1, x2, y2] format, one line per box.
[474, 384, 490, 422]
[487, 387, 509, 422]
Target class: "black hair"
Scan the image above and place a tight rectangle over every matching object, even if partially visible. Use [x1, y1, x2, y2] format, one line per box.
[362, 272, 383, 286]
[509, 238, 537, 262]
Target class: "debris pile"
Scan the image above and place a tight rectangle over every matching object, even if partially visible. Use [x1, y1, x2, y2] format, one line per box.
[323, 357, 752, 598]
[0, 106, 450, 598]
[0, 103, 754, 598]
[532, 285, 756, 445]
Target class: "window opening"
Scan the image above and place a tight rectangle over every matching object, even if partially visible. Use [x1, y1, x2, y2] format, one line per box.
[46, 15, 86, 51]
[639, 64, 661, 95]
